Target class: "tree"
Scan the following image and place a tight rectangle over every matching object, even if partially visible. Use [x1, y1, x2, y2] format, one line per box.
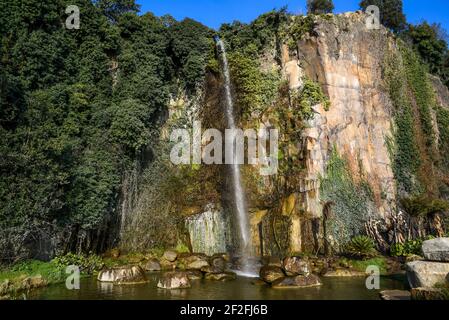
[359, 0, 406, 33]
[307, 0, 334, 14]
[407, 22, 448, 75]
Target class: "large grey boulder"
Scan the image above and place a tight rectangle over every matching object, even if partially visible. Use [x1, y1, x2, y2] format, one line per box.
[97, 266, 147, 284]
[157, 272, 191, 289]
[422, 238, 449, 262]
[406, 261, 449, 288]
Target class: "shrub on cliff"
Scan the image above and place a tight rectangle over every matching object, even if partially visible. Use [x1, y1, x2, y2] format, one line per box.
[307, 0, 334, 15]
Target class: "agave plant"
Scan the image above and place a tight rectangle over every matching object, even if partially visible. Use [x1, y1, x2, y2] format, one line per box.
[345, 236, 378, 260]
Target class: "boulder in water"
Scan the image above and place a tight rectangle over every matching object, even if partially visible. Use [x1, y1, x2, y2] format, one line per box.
[205, 272, 237, 281]
[97, 266, 147, 284]
[157, 272, 191, 289]
[272, 274, 322, 288]
[282, 257, 311, 276]
[422, 238, 449, 262]
[144, 258, 161, 271]
[185, 270, 203, 280]
[259, 266, 285, 284]
[380, 290, 411, 301]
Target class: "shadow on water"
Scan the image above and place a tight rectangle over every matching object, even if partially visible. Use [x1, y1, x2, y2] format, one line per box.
[28, 273, 407, 300]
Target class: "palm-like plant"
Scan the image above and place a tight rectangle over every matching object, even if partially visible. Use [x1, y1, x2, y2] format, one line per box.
[345, 236, 378, 260]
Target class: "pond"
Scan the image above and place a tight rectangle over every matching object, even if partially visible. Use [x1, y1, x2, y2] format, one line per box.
[28, 273, 407, 300]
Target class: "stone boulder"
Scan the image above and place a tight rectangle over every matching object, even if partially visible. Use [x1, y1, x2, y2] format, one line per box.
[411, 287, 447, 300]
[210, 256, 226, 272]
[205, 272, 237, 281]
[184, 254, 210, 270]
[422, 238, 449, 262]
[272, 274, 322, 288]
[379, 290, 411, 301]
[185, 270, 203, 280]
[259, 266, 285, 284]
[97, 266, 147, 284]
[144, 258, 161, 271]
[282, 257, 311, 276]
[157, 272, 191, 289]
[162, 250, 178, 262]
[406, 261, 449, 288]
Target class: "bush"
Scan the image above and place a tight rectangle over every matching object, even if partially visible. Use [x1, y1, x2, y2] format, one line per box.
[345, 236, 378, 260]
[51, 253, 103, 274]
[389, 236, 435, 257]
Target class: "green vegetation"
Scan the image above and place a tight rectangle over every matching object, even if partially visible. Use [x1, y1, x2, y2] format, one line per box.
[359, 0, 406, 33]
[307, 0, 335, 15]
[384, 44, 423, 194]
[343, 257, 388, 274]
[400, 196, 449, 218]
[436, 106, 449, 170]
[390, 238, 428, 257]
[345, 236, 378, 260]
[0, 0, 213, 262]
[291, 78, 331, 119]
[320, 148, 375, 247]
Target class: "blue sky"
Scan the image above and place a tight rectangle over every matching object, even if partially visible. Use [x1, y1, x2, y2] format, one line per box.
[137, 0, 449, 31]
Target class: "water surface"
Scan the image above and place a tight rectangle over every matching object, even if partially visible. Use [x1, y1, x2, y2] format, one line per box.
[29, 273, 407, 300]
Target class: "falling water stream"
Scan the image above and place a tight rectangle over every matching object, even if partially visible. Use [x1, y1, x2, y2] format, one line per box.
[216, 38, 257, 277]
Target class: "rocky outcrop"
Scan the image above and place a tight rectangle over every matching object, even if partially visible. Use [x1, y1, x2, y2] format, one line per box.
[162, 250, 178, 262]
[144, 258, 161, 271]
[422, 238, 449, 262]
[282, 257, 311, 276]
[406, 261, 449, 288]
[272, 274, 322, 288]
[205, 272, 237, 281]
[380, 290, 411, 301]
[259, 266, 285, 284]
[411, 287, 447, 301]
[97, 266, 147, 284]
[157, 272, 191, 289]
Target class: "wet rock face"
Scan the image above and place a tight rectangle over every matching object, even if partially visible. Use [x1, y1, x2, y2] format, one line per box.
[282, 257, 311, 276]
[259, 266, 285, 284]
[406, 261, 449, 288]
[272, 274, 322, 288]
[97, 266, 147, 284]
[157, 272, 191, 289]
[422, 238, 449, 262]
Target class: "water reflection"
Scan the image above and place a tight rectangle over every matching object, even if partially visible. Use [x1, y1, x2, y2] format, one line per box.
[28, 272, 407, 300]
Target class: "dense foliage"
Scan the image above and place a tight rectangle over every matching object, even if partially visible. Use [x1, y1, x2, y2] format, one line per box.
[345, 236, 378, 260]
[0, 0, 212, 262]
[307, 0, 334, 15]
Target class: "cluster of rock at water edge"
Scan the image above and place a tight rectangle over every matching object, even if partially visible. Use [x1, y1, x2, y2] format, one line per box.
[259, 256, 322, 289]
[405, 238, 449, 300]
[97, 250, 237, 289]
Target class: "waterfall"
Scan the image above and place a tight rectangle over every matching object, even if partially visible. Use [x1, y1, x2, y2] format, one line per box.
[216, 38, 256, 277]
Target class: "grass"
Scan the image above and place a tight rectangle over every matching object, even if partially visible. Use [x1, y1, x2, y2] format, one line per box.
[0, 260, 65, 284]
[339, 256, 388, 274]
